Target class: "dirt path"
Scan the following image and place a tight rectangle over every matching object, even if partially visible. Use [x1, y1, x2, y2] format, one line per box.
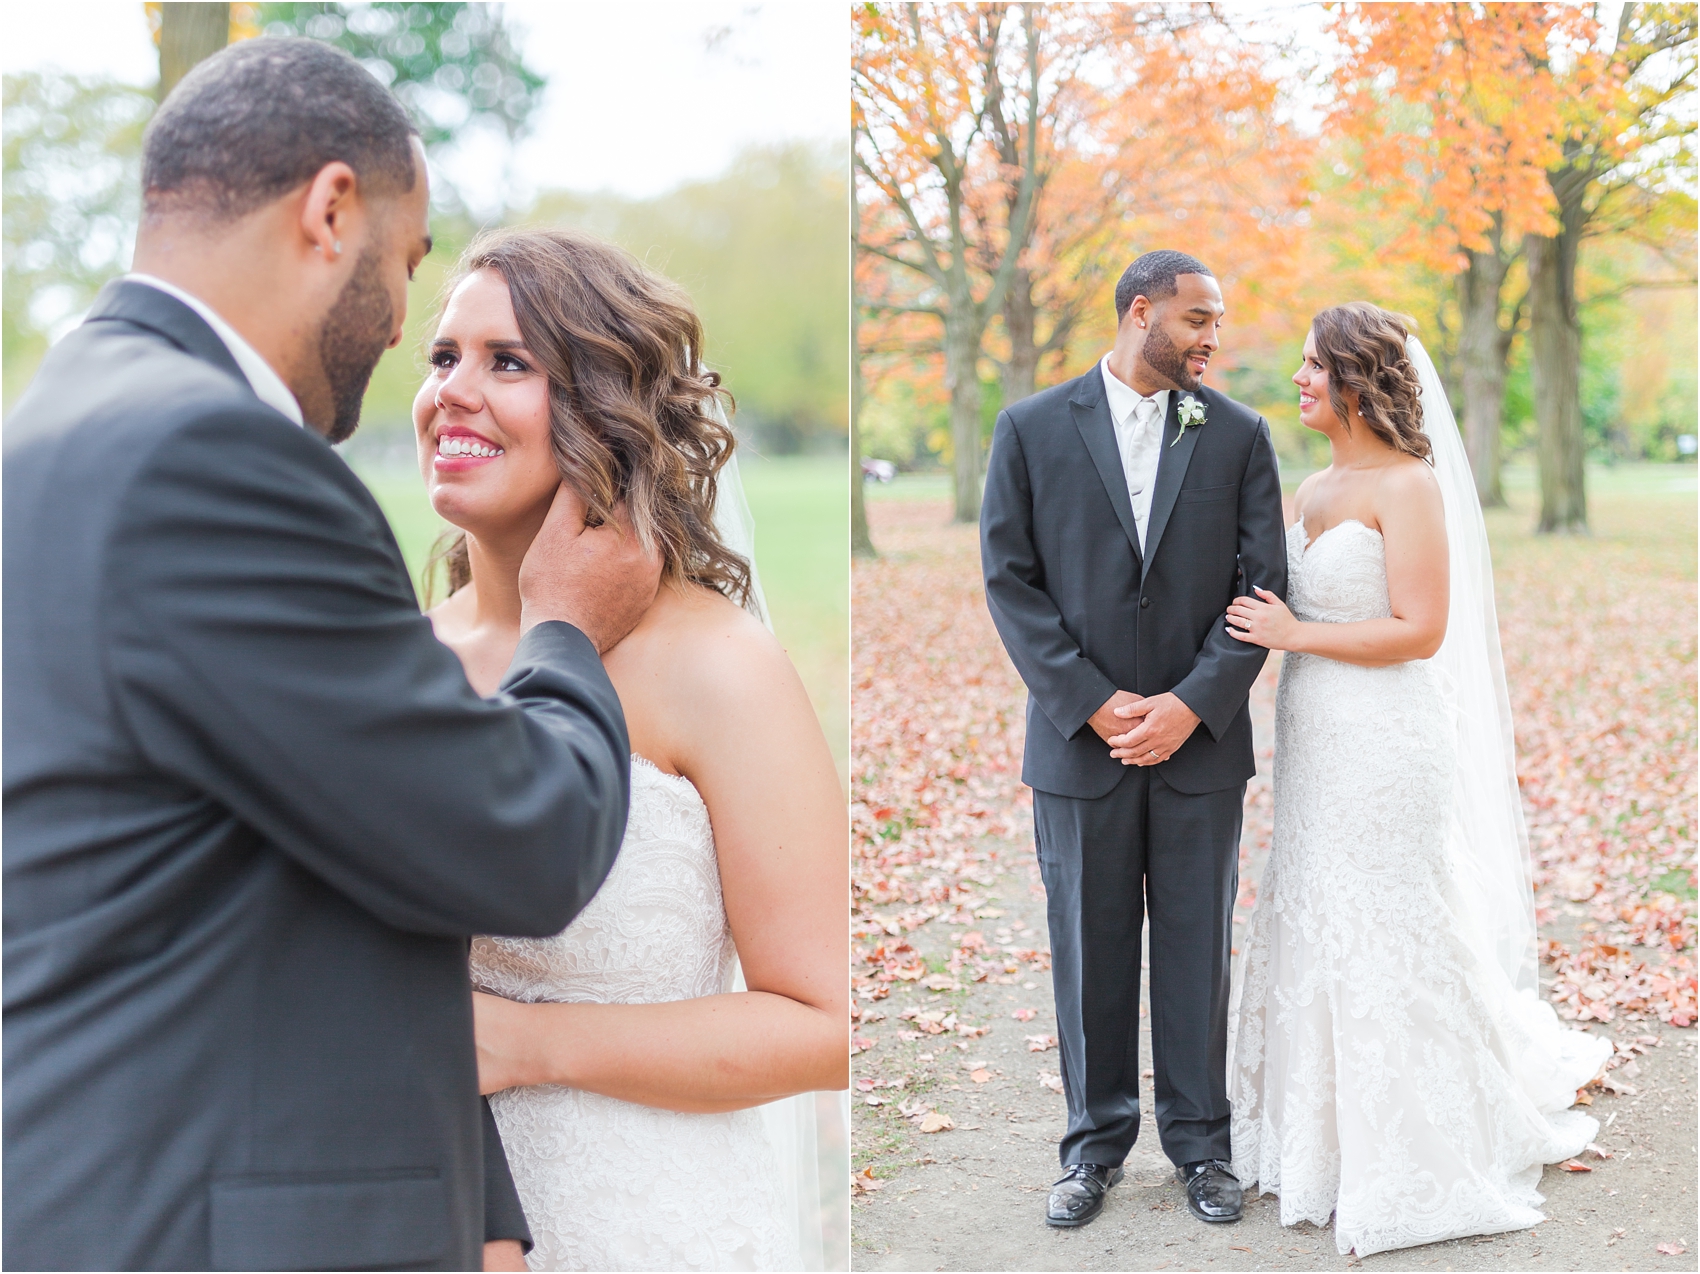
[851, 837, 1697, 1272]
[851, 678, 1697, 1270]
[850, 493, 1697, 1272]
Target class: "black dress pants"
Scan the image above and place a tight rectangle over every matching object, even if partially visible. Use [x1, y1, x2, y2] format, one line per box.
[1034, 765, 1243, 1169]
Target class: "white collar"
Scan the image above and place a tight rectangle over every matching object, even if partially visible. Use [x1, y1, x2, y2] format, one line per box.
[124, 274, 304, 427]
[1099, 354, 1168, 426]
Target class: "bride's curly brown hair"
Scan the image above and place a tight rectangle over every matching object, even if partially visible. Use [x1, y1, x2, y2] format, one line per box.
[426, 227, 753, 610]
[1310, 302, 1432, 463]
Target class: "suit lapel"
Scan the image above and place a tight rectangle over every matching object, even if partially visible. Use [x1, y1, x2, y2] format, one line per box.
[1141, 388, 1202, 579]
[1069, 373, 1142, 565]
[84, 279, 248, 390]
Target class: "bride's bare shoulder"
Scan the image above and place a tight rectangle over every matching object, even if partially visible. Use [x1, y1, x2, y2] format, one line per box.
[613, 581, 796, 701]
[1376, 454, 1443, 506]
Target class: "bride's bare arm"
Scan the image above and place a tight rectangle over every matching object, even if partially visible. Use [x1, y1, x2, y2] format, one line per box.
[472, 603, 847, 1112]
[1226, 462, 1449, 667]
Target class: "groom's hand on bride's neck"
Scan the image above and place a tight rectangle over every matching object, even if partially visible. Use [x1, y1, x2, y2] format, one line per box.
[1088, 690, 1145, 744]
[518, 486, 663, 653]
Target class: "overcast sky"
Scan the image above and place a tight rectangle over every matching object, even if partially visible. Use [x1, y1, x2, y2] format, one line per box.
[2, 2, 845, 206]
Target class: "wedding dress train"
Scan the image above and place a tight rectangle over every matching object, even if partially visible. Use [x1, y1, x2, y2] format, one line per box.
[1227, 519, 1611, 1256]
[471, 756, 800, 1271]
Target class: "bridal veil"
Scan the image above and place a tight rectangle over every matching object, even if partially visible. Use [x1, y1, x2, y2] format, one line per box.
[1409, 337, 1609, 1107]
[708, 395, 849, 1270]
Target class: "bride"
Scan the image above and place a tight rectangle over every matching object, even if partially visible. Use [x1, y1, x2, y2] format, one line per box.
[1222, 302, 1611, 1256]
[411, 228, 846, 1270]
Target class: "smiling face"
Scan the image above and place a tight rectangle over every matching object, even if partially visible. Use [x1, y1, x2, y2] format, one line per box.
[1137, 272, 1224, 392]
[414, 268, 561, 541]
[1293, 330, 1336, 433]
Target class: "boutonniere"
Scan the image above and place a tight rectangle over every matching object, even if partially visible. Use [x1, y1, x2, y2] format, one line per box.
[1172, 395, 1207, 447]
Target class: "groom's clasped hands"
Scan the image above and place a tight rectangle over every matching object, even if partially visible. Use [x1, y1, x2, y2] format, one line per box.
[1088, 688, 1201, 767]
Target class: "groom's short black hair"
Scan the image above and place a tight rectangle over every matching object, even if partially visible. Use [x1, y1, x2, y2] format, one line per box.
[1115, 250, 1214, 323]
[142, 38, 419, 221]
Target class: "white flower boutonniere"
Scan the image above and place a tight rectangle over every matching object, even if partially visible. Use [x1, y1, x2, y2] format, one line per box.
[1172, 395, 1207, 447]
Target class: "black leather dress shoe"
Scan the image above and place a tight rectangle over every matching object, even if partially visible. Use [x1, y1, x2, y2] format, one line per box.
[1045, 1162, 1124, 1228]
[1177, 1159, 1242, 1223]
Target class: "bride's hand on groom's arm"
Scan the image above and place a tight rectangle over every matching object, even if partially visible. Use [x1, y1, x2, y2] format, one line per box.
[1107, 693, 1201, 766]
[1225, 587, 1301, 651]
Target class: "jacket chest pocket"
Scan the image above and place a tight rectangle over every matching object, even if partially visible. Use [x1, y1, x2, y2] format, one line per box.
[1175, 482, 1238, 506]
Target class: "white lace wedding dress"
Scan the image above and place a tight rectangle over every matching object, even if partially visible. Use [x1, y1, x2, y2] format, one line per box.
[1227, 518, 1611, 1257]
[471, 755, 800, 1271]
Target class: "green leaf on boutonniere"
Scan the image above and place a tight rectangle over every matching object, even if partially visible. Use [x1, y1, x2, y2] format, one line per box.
[1172, 395, 1207, 446]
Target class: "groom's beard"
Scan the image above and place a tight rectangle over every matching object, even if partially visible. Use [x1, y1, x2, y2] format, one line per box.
[1141, 323, 1206, 393]
[317, 245, 395, 445]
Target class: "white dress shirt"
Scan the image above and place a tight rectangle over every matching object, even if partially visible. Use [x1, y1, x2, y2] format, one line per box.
[124, 273, 304, 427]
[1100, 354, 1167, 550]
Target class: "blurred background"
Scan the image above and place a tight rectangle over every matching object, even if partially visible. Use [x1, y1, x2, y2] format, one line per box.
[2, 0, 849, 781]
[851, 2, 1696, 538]
[4, 5, 849, 1265]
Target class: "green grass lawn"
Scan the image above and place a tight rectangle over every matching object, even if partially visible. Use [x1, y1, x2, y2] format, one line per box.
[349, 454, 850, 785]
[1279, 458, 1697, 497]
[864, 471, 953, 503]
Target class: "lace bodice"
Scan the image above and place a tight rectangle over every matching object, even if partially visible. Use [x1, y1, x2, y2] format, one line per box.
[471, 758, 798, 1272]
[1286, 518, 1390, 623]
[1228, 519, 1610, 1257]
[473, 757, 736, 1008]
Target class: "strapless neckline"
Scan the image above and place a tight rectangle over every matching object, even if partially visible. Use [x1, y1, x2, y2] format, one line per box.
[631, 752, 704, 802]
[1294, 515, 1380, 556]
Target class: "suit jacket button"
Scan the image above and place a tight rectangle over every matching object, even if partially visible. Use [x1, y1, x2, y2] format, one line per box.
[1140, 597, 1150, 608]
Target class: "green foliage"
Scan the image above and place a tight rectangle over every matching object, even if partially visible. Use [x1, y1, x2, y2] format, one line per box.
[354, 142, 849, 454]
[527, 142, 850, 453]
[1501, 338, 1538, 456]
[2, 73, 152, 406]
[254, 3, 543, 154]
[860, 375, 945, 468]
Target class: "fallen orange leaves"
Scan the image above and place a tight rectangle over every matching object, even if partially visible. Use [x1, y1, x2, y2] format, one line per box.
[852, 490, 1697, 1037]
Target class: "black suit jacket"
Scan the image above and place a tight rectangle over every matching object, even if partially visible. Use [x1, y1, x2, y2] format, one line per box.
[3, 281, 630, 1271]
[981, 367, 1288, 799]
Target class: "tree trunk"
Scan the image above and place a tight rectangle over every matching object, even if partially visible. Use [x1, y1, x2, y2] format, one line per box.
[1455, 245, 1512, 508]
[850, 409, 874, 556]
[158, 4, 231, 103]
[1001, 266, 1039, 409]
[850, 177, 874, 557]
[946, 316, 984, 524]
[1527, 174, 1589, 534]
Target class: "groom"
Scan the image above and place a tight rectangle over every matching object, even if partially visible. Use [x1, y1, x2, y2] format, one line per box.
[982, 250, 1287, 1230]
[4, 40, 651, 1271]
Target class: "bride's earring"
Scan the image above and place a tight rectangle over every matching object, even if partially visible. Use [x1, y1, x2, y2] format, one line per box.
[333, 240, 343, 256]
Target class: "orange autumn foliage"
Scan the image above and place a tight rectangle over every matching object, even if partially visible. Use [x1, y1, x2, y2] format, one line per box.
[1331, 2, 1581, 268]
[855, 2, 1313, 435]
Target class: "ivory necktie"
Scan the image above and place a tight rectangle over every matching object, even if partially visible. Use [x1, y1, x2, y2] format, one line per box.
[1128, 396, 1161, 499]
